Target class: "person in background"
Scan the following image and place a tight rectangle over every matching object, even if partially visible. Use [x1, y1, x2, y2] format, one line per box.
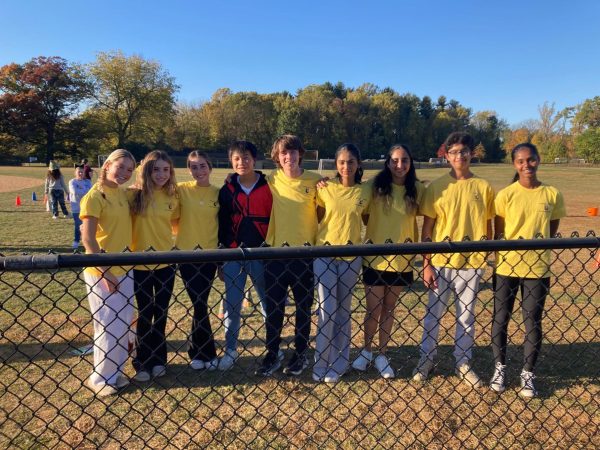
[312, 143, 370, 383]
[45, 160, 70, 219]
[129, 150, 180, 382]
[175, 151, 220, 371]
[69, 165, 93, 250]
[218, 140, 272, 371]
[82, 158, 94, 180]
[352, 144, 424, 379]
[491, 142, 566, 398]
[80, 149, 136, 397]
[413, 132, 495, 388]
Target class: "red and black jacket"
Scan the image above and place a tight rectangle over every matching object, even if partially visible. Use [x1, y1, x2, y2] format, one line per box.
[218, 172, 272, 248]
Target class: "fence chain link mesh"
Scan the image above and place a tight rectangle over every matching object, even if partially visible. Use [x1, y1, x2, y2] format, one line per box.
[1, 237, 599, 449]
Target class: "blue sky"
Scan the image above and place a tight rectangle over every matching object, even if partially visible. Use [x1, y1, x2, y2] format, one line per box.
[1, 0, 598, 126]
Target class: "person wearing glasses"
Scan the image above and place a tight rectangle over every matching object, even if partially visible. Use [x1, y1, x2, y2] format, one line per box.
[413, 132, 495, 388]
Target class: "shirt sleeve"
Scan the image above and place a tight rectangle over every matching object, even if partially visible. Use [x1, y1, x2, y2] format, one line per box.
[485, 183, 495, 220]
[551, 189, 567, 220]
[79, 191, 102, 219]
[420, 183, 437, 218]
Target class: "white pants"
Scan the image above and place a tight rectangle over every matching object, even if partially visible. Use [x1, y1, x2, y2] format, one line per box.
[313, 257, 361, 378]
[84, 271, 134, 387]
[419, 267, 483, 366]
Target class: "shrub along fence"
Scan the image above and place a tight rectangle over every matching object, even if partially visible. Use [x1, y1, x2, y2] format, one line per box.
[0, 236, 599, 449]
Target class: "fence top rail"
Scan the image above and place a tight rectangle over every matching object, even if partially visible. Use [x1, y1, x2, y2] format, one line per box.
[1, 236, 599, 271]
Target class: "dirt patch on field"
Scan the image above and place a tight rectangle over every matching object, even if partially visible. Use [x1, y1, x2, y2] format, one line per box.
[0, 175, 44, 193]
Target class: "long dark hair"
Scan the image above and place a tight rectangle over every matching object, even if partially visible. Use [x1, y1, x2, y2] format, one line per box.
[334, 143, 363, 184]
[510, 142, 540, 183]
[373, 144, 418, 212]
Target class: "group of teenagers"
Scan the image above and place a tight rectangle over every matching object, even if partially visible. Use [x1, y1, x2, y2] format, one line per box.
[79, 131, 566, 400]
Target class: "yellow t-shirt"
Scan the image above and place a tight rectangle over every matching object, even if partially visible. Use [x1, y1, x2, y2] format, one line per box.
[316, 179, 371, 246]
[265, 168, 320, 247]
[175, 181, 219, 250]
[495, 182, 566, 278]
[130, 189, 180, 270]
[363, 180, 425, 272]
[421, 173, 495, 269]
[79, 184, 132, 277]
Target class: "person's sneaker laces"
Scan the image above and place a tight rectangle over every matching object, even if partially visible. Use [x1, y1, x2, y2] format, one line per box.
[456, 363, 483, 388]
[218, 349, 239, 371]
[352, 349, 373, 372]
[374, 354, 395, 379]
[283, 352, 309, 376]
[490, 362, 506, 393]
[255, 352, 281, 377]
[412, 357, 434, 382]
[519, 370, 537, 398]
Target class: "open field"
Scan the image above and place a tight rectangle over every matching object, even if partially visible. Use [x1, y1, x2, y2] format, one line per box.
[0, 164, 599, 448]
[0, 163, 599, 254]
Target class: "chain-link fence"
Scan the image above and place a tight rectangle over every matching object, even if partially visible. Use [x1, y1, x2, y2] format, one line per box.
[1, 236, 599, 449]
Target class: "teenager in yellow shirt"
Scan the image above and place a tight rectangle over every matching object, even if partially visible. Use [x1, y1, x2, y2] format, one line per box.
[256, 135, 321, 377]
[490, 143, 566, 398]
[413, 132, 495, 388]
[129, 151, 180, 382]
[312, 143, 370, 383]
[80, 149, 136, 397]
[352, 144, 424, 379]
[176, 151, 220, 371]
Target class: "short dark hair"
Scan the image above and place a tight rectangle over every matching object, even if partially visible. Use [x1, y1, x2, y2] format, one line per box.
[229, 140, 258, 160]
[444, 132, 475, 152]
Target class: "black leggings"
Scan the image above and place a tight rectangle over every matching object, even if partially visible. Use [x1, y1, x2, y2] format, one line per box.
[133, 266, 176, 371]
[179, 263, 218, 362]
[492, 275, 550, 371]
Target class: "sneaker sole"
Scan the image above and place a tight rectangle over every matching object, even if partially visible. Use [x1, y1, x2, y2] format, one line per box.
[256, 361, 281, 377]
[490, 384, 506, 393]
[283, 362, 308, 376]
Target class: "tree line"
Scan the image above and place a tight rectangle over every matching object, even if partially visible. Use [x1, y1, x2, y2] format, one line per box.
[1, 52, 598, 165]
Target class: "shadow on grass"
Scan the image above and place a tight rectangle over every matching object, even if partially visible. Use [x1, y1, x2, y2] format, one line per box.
[3, 340, 599, 398]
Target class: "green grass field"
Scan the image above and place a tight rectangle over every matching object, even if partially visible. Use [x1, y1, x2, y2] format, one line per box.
[0, 164, 599, 448]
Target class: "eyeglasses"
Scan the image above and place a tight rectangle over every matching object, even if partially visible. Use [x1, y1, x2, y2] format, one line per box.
[447, 149, 471, 157]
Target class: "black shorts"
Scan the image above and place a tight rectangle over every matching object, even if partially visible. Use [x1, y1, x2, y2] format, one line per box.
[362, 266, 413, 287]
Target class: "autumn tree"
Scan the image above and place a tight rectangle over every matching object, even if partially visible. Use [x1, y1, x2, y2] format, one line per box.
[87, 51, 178, 150]
[0, 56, 90, 163]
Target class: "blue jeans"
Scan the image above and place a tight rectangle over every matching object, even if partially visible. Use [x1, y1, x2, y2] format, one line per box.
[222, 260, 268, 352]
[72, 212, 81, 242]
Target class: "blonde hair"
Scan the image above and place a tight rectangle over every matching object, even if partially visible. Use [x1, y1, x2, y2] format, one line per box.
[130, 150, 177, 215]
[96, 149, 136, 197]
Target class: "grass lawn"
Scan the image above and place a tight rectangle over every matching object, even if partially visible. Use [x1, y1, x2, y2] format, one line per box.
[0, 164, 599, 448]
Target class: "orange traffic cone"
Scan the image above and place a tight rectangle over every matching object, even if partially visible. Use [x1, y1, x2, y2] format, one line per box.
[15, 195, 22, 206]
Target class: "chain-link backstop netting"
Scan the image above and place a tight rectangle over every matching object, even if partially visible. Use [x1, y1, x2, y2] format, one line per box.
[1, 237, 599, 449]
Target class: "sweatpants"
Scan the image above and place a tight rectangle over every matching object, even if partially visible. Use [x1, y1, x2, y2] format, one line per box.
[313, 257, 361, 378]
[492, 274, 549, 371]
[84, 271, 134, 388]
[419, 267, 483, 366]
[133, 266, 176, 371]
[180, 263, 218, 362]
[264, 259, 314, 357]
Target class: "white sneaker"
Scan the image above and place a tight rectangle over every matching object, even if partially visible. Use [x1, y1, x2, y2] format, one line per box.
[218, 349, 239, 371]
[456, 363, 483, 388]
[86, 379, 118, 397]
[412, 357, 435, 382]
[133, 370, 151, 382]
[205, 358, 218, 371]
[519, 370, 537, 399]
[190, 359, 205, 370]
[323, 372, 339, 383]
[374, 354, 395, 379]
[115, 375, 130, 388]
[52, 216, 58, 220]
[152, 365, 166, 378]
[490, 362, 506, 393]
[352, 349, 373, 372]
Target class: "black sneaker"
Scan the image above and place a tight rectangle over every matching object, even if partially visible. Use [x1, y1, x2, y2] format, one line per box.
[255, 352, 281, 377]
[283, 352, 309, 376]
